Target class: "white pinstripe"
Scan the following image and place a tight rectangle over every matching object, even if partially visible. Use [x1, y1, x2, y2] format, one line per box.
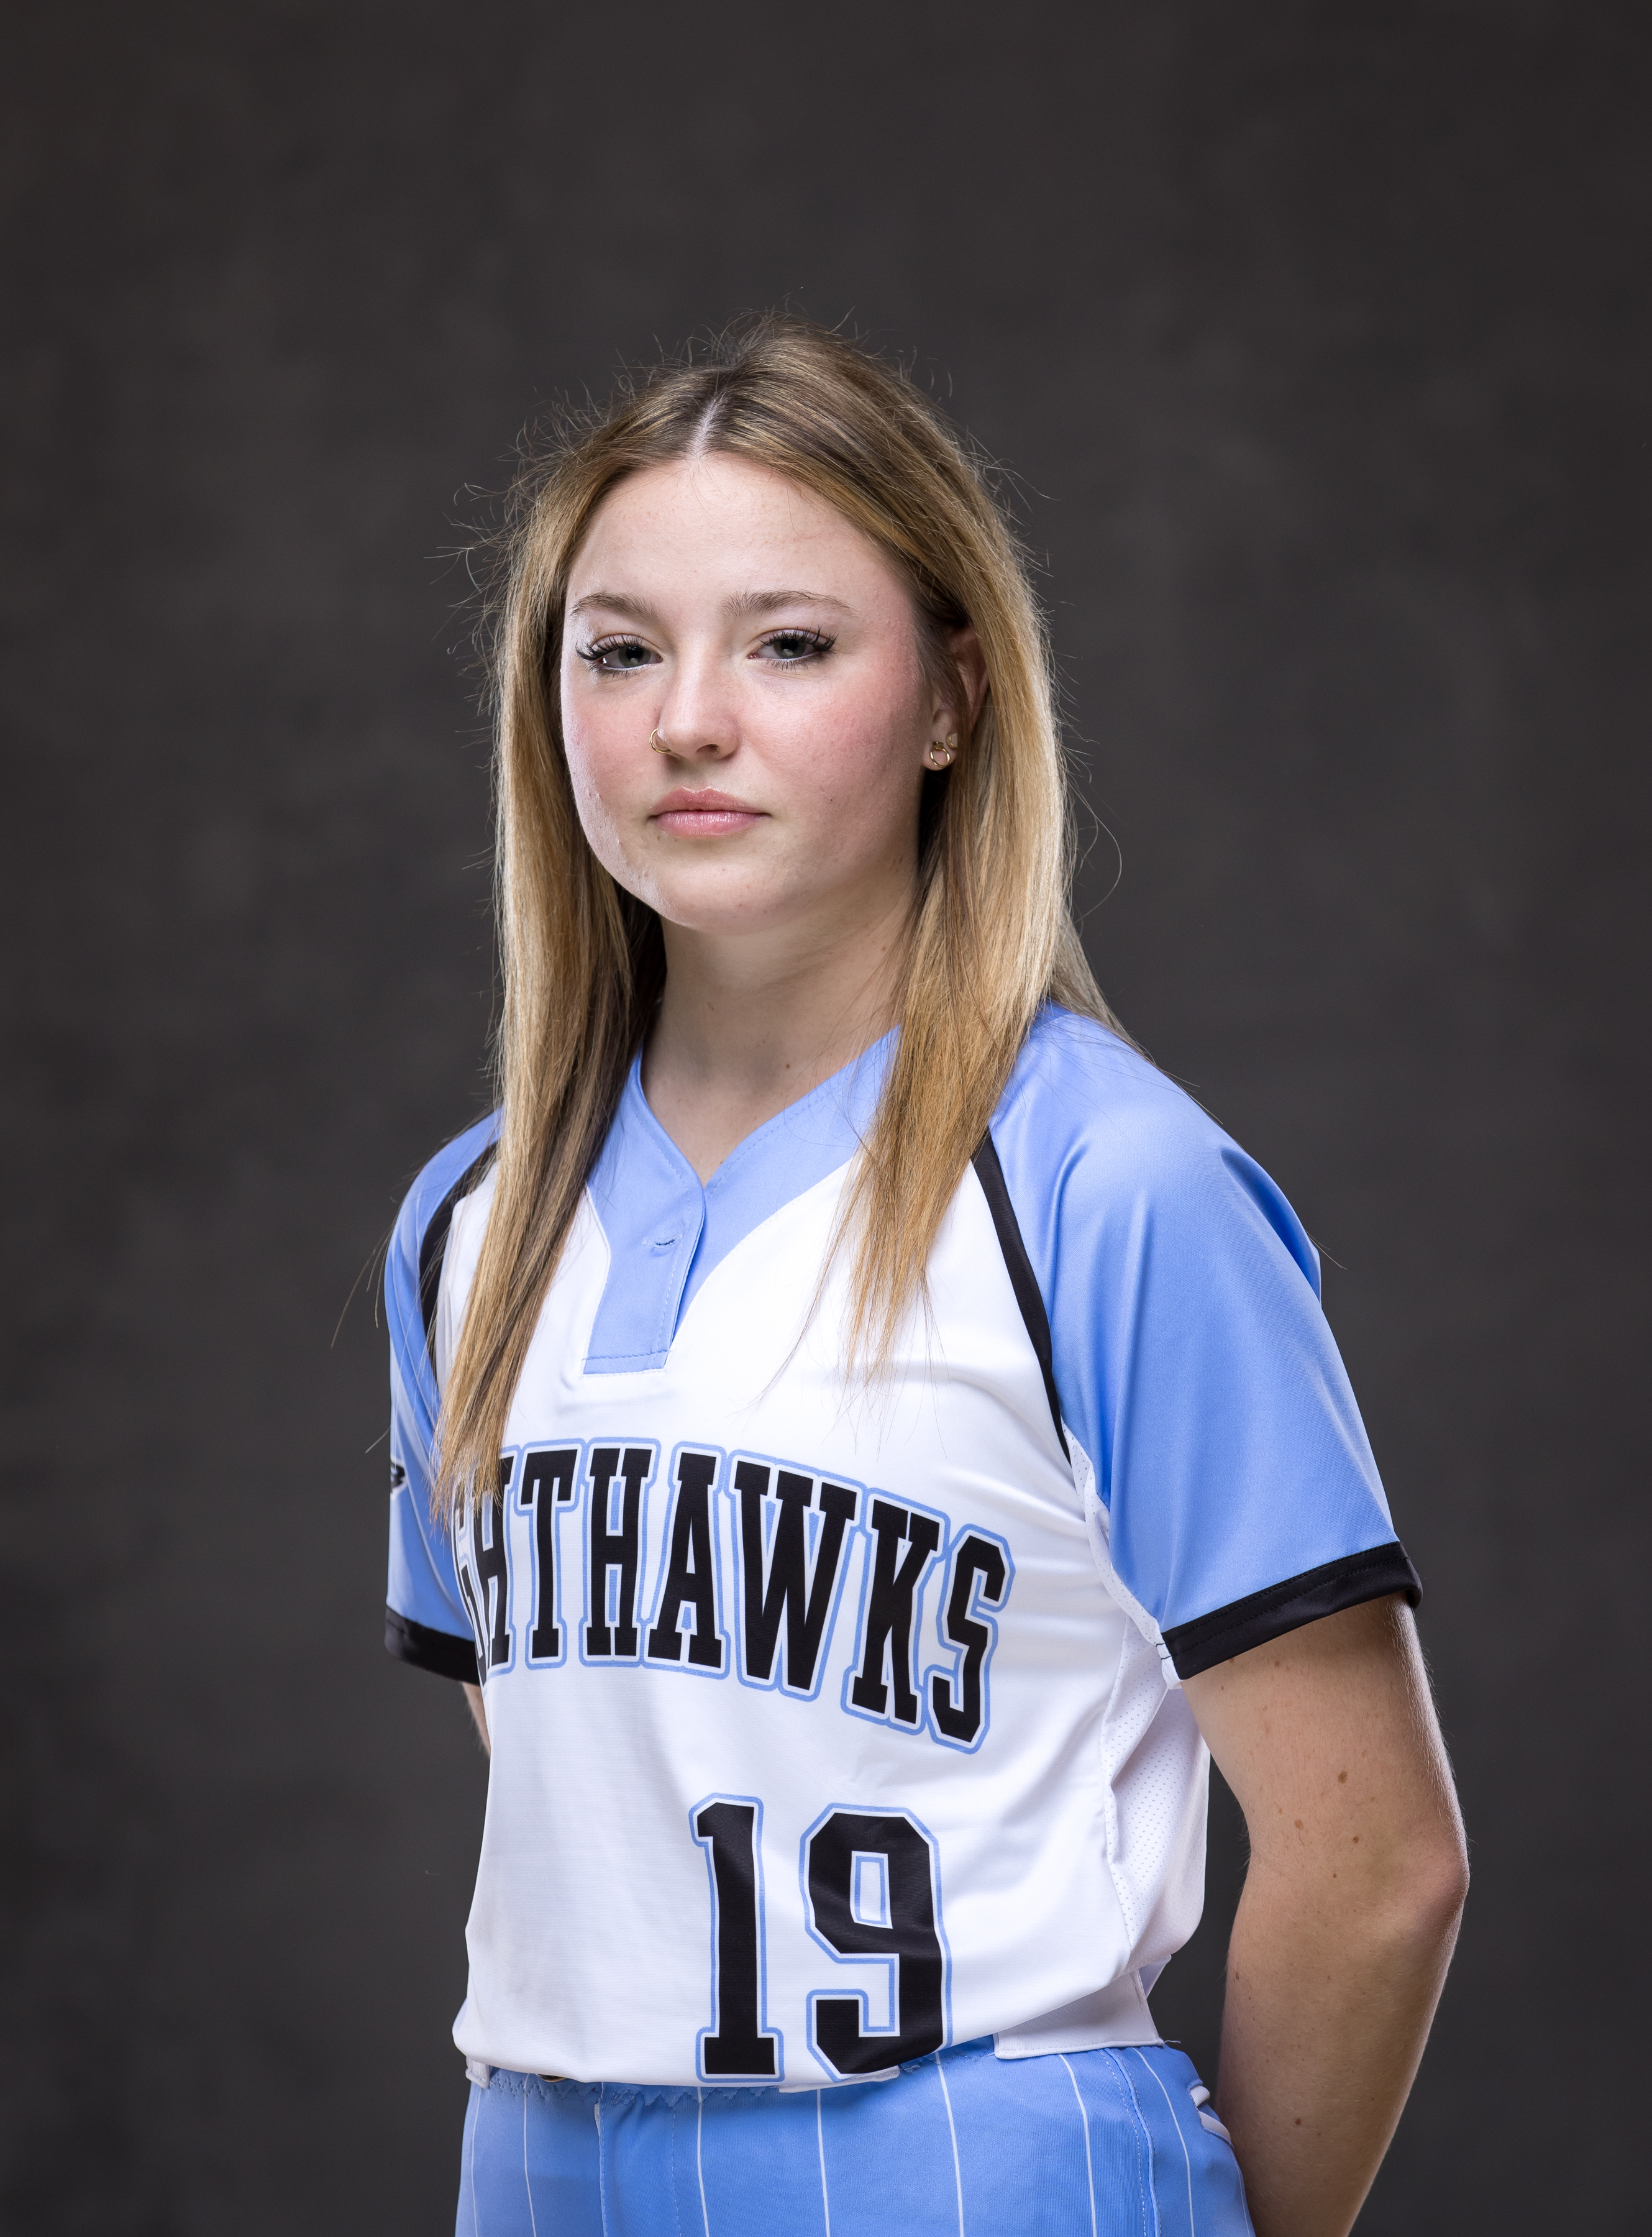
[932, 2053, 966, 2237]
[522, 2088, 540, 2237]
[696, 2085, 711, 2236]
[1058, 2055, 1098, 2237]
[816, 2090, 833, 2237]
[1100, 2053, 1152, 2237]
[595, 2091, 608, 2237]
[467, 2085, 481, 2236]
[1132, 2051, 1197, 2236]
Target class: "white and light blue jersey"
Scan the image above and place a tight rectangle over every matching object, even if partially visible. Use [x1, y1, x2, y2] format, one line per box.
[385, 1010, 1417, 2089]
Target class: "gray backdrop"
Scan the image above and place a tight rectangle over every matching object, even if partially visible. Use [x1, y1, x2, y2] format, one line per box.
[4, 1, 1646, 2229]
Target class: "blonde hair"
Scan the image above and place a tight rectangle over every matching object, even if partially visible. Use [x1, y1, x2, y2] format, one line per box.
[438, 315, 1122, 1514]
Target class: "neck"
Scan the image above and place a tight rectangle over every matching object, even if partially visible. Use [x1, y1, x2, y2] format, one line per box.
[641, 890, 911, 1182]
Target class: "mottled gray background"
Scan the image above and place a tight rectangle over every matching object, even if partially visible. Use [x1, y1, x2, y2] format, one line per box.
[3, 1, 1646, 2229]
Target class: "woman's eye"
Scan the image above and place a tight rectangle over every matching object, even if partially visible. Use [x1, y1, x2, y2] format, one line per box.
[578, 636, 658, 671]
[759, 629, 834, 664]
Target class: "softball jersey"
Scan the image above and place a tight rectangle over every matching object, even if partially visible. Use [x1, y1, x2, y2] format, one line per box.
[385, 1009, 1417, 2092]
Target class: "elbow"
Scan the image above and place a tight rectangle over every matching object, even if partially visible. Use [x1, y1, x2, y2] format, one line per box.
[1274, 1815, 1468, 1961]
[1379, 1824, 1469, 1959]
[1425, 1831, 1471, 1936]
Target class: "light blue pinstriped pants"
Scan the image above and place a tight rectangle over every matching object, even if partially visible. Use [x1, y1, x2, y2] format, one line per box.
[455, 2037, 1254, 2236]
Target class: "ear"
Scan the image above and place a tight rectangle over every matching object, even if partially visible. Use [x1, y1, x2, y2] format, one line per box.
[938, 624, 990, 736]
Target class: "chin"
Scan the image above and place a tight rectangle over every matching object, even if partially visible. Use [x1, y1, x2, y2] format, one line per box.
[642, 867, 799, 932]
[657, 903, 794, 940]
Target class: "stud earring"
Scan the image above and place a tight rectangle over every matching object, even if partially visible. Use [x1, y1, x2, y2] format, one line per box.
[926, 733, 959, 770]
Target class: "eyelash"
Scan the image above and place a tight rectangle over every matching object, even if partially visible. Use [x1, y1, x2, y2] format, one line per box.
[574, 636, 654, 672]
[759, 628, 836, 663]
[574, 628, 836, 670]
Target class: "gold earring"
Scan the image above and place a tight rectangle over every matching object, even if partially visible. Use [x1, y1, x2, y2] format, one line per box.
[926, 733, 958, 770]
[650, 728, 672, 755]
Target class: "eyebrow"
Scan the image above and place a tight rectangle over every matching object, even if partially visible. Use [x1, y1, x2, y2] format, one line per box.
[567, 588, 852, 624]
[725, 589, 851, 619]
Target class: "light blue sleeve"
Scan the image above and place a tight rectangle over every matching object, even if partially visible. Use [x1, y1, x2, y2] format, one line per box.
[383, 1115, 499, 1673]
[990, 1013, 1417, 1677]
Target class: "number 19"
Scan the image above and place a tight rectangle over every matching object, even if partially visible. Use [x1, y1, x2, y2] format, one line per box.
[692, 1797, 947, 2084]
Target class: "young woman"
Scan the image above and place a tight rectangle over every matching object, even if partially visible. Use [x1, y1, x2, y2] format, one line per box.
[384, 318, 1467, 2237]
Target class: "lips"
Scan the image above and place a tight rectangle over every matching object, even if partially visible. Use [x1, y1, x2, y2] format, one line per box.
[649, 787, 767, 836]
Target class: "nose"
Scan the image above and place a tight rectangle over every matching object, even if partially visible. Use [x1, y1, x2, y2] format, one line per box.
[652, 646, 739, 762]
[650, 722, 733, 761]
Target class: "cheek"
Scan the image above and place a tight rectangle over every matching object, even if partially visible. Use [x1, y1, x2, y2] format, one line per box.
[559, 671, 604, 790]
[559, 681, 639, 866]
[793, 684, 926, 849]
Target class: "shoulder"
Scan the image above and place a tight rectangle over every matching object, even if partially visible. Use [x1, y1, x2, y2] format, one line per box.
[988, 1007, 1320, 1297]
[390, 1110, 501, 1261]
[996, 1008, 1216, 1168]
[385, 1112, 501, 1360]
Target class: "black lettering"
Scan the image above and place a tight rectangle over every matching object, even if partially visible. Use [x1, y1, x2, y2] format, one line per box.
[469, 1455, 516, 1672]
[516, 1447, 579, 1659]
[929, 1534, 1008, 1745]
[454, 1556, 485, 1681]
[694, 1800, 778, 2078]
[736, 1462, 858, 1693]
[585, 1445, 650, 1658]
[851, 1499, 942, 1724]
[647, 1452, 724, 1668]
[806, 1811, 945, 2074]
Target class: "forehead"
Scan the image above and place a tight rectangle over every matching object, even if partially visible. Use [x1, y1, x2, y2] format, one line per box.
[568, 454, 903, 603]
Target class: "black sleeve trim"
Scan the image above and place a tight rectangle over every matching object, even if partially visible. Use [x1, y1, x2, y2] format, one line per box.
[971, 1132, 1069, 1458]
[385, 1606, 481, 1683]
[418, 1145, 498, 1355]
[1163, 1542, 1423, 1680]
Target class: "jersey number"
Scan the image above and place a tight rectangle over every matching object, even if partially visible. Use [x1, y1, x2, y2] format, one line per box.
[693, 1801, 777, 2078]
[693, 1798, 946, 2082]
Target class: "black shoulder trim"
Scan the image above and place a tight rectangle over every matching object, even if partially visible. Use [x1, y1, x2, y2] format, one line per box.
[385, 1606, 481, 1683]
[418, 1145, 498, 1354]
[1163, 1542, 1423, 1680]
[971, 1132, 1069, 1458]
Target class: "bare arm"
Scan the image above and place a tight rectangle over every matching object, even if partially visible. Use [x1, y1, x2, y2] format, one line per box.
[462, 1681, 490, 1755]
[1182, 1595, 1468, 2237]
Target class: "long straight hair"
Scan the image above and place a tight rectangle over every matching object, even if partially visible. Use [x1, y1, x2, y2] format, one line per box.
[437, 316, 1123, 1514]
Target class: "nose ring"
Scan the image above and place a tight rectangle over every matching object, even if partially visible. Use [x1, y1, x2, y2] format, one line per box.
[649, 728, 672, 756]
